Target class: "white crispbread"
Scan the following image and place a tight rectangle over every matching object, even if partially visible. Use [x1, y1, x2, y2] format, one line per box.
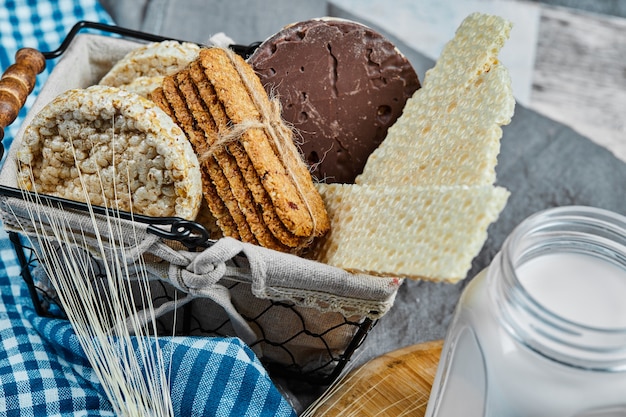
[99, 40, 200, 89]
[314, 184, 509, 282]
[356, 64, 514, 186]
[356, 13, 514, 186]
[17, 85, 203, 220]
[313, 13, 515, 282]
[421, 13, 512, 90]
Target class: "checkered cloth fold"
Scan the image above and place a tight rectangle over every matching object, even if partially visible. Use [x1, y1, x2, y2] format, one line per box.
[0, 1, 296, 416]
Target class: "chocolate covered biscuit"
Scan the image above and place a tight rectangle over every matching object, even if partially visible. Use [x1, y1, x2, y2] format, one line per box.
[249, 18, 420, 184]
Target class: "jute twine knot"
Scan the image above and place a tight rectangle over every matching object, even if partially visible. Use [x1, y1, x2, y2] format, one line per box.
[198, 47, 318, 241]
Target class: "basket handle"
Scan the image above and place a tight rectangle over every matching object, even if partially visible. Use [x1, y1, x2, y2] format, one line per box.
[0, 48, 46, 144]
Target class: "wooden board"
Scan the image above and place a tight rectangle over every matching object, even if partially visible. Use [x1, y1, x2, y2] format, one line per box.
[306, 340, 443, 417]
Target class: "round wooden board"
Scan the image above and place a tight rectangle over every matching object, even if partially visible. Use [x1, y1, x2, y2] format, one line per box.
[308, 340, 443, 416]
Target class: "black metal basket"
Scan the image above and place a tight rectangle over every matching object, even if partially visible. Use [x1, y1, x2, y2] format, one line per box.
[0, 21, 376, 386]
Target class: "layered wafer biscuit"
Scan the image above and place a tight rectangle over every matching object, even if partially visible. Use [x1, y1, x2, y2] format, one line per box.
[356, 64, 514, 186]
[314, 183, 510, 282]
[421, 13, 512, 89]
[356, 15, 514, 187]
[313, 13, 515, 281]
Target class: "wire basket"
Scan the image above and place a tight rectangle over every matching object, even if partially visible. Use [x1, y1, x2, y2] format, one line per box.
[6, 224, 375, 384]
[0, 21, 400, 385]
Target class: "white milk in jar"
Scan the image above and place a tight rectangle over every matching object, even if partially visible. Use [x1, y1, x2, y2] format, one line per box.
[425, 206, 626, 417]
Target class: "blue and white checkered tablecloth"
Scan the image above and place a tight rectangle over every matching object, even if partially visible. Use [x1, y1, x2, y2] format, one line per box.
[0, 1, 297, 416]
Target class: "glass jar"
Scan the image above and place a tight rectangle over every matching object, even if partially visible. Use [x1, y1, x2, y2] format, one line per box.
[425, 206, 626, 417]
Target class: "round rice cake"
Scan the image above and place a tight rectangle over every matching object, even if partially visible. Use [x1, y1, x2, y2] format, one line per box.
[120, 75, 167, 98]
[17, 85, 203, 220]
[99, 40, 200, 89]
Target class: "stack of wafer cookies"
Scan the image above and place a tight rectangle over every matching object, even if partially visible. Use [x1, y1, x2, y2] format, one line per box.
[150, 47, 329, 252]
[312, 13, 515, 282]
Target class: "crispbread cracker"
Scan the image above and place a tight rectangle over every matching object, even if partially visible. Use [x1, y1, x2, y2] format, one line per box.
[99, 40, 200, 88]
[151, 81, 254, 242]
[313, 13, 515, 281]
[164, 69, 289, 250]
[17, 85, 203, 220]
[183, 61, 307, 249]
[356, 64, 514, 186]
[314, 183, 510, 282]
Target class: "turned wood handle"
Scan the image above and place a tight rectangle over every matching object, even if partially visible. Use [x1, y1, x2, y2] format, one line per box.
[0, 48, 46, 142]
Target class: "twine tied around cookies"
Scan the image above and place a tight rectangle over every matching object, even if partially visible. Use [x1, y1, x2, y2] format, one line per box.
[199, 47, 320, 243]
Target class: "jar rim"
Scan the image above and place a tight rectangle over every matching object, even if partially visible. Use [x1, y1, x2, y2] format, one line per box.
[497, 205, 626, 370]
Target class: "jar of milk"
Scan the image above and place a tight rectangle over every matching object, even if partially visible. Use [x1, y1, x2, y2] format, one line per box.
[425, 206, 626, 417]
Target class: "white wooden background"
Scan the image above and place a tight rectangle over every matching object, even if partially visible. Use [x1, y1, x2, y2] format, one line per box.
[530, 4, 626, 162]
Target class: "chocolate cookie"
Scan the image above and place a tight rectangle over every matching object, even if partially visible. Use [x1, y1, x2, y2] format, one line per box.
[248, 18, 420, 184]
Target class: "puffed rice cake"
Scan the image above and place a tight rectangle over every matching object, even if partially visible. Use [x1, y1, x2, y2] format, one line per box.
[16, 85, 203, 220]
[99, 40, 201, 97]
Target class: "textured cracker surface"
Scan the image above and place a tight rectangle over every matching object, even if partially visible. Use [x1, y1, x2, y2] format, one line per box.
[162, 70, 263, 246]
[17, 85, 203, 220]
[99, 40, 200, 92]
[151, 47, 329, 252]
[150, 86, 237, 237]
[314, 13, 515, 281]
[314, 184, 510, 282]
[199, 48, 329, 237]
[181, 62, 305, 249]
[356, 15, 514, 186]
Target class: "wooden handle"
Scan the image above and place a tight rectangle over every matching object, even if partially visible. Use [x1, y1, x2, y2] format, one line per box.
[0, 48, 46, 141]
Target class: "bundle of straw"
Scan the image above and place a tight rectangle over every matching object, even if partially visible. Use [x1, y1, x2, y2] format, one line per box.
[14, 157, 175, 417]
